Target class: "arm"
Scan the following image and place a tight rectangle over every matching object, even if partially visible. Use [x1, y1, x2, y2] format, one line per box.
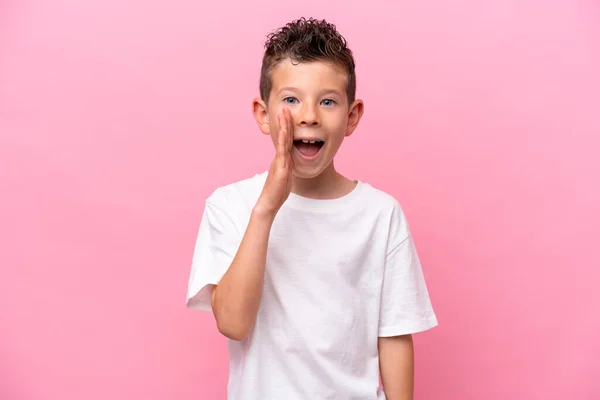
[378, 334, 415, 400]
[210, 207, 274, 340]
[210, 108, 294, 341]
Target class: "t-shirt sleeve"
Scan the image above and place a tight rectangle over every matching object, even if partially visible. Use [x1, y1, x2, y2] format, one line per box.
[186, 192, 242, 312]
[378, 204, 438, 337]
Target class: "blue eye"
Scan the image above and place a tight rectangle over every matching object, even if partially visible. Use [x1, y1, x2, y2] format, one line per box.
[321, 99, 336, 106]
[284, 97, 298, 104]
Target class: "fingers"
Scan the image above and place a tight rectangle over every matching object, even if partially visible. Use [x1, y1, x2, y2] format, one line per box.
[277, 112, 287, 157]
[275, 109, 295, 172]
[284, 107, 294, 152]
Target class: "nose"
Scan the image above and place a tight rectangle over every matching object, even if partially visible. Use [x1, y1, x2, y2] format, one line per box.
[297, 102, 320, 127]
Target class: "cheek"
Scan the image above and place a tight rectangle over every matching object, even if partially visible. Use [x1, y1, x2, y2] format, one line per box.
[266, 111, 281, 142]
[268, 111, 280, 132]
[324, 113, 348, 134]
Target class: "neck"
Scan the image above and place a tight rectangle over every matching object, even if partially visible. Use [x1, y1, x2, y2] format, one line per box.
[291, 162, 356, 200]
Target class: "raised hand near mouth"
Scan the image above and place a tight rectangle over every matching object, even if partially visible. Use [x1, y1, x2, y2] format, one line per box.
[255, 107, 294, 217]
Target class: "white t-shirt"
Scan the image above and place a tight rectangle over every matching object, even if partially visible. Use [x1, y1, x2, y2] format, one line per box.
[186, 171, 438, 400]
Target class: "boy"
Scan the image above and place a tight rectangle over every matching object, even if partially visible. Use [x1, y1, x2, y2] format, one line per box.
[186, 17, 437, 400]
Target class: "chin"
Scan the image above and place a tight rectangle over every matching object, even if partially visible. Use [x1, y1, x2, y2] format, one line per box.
[291, 165, 326, 180]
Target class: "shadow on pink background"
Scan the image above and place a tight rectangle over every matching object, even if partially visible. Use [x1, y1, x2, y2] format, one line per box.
[1, 1, 599, 399]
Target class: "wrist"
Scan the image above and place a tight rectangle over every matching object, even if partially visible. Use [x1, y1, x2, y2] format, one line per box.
[252, 203, 277, 222]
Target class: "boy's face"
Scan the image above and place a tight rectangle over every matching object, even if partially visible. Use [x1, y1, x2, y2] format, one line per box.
[253, 58, 364, 179]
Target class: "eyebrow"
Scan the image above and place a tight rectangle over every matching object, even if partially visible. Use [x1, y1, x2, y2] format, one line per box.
[277, 86, 344, 97]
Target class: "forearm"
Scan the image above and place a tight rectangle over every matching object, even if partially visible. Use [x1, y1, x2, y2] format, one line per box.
[212, 206, 275, 340]
[378, 335, 415, 400]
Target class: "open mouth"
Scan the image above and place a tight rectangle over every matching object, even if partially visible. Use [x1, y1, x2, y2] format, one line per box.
[293, 139, 325, 158]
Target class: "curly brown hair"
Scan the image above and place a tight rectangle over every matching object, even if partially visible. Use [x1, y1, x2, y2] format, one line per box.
[259, 17, 356, 106]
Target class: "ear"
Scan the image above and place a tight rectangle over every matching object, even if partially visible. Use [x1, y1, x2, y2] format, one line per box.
[252, 97, 271, 136]
[345, 99, 364, 137]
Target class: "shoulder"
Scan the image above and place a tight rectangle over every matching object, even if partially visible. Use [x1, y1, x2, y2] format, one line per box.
[358, 181, 406, 217]
[357, 181, 412, 243]
[206, 171, 268, 207]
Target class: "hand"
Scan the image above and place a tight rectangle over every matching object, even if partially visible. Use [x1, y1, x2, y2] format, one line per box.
[255, 108, 294, 217]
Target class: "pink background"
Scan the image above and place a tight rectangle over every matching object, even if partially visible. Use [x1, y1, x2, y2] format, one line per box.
[1, 0, 599, 399]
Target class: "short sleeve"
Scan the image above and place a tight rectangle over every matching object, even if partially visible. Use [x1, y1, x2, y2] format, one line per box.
[186, 194, 242, 312]
[378, 205, 438, 337]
